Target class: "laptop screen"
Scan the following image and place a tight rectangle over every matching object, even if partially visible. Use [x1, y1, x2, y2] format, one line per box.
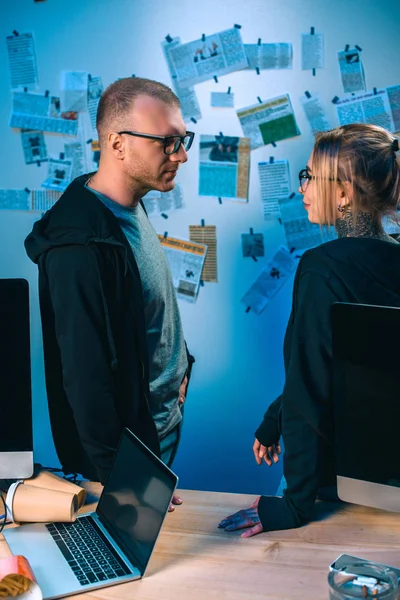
[333, 302, 400, 487]
[0, 279, 33, 453]
[96, 428, 177, 575]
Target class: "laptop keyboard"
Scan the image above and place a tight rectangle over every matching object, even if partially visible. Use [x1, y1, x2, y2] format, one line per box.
[46, 516, 132, 586]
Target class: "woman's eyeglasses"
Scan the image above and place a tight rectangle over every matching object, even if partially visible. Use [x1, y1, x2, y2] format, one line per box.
[117, 130, 195, 155]
[298, 168, 313, 192]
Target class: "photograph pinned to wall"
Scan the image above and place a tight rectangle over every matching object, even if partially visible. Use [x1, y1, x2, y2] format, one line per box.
[338, 47, 366, 94]
[31, 190, 62, 212]
[0, 189, 31, 211]
[301, 93, 331, 135]
[189, 225, 217, 283]
[237, 94, 300, 149]
[90, 140, 101, 168]
[6, 32, 38, 90]
[278, 193, 336, 252]
[162, 37, 202, 123]
[387, 84, 400, 132]
[166, 27, 248, 88]
[335, 89, 395, 132]
[301, 30, 324, 72]
[143, 184, 184, 218]
[259, 159, 291, 220]
[241, 231, 265, 258]
[21, 129, 47, 165]
[210, 91, 234, 108]
[64, 141, 87, 180]
[158, 235, 207, 303]
[199, 135, 250, 202]
[60, 71, 89, 113]
[87, 76, 103, 136]
[245, 42, 292, 71]
[42, 157, 72, 192]
[10, 92, 78, 135]
[241, 246, 297, 315]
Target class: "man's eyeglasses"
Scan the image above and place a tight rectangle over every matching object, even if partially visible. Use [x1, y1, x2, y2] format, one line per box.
[117, 130, 195, 155]
[298, 168, 313, 192]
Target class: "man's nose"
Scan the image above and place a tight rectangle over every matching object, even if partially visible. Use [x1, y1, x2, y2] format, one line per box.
[169, 144, 188, 164]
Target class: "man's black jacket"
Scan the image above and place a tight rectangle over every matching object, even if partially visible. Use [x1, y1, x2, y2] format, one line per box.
[25, 174, 194, 484]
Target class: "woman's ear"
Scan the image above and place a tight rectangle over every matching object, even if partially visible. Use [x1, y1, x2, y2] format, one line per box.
[337, 181, 353, 206]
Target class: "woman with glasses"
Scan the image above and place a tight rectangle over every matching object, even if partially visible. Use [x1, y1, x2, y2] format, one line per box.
[219, 123, 400, 536]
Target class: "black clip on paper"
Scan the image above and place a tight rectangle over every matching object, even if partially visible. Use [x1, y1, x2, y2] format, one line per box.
[258, 38, 262, 45]
[310, 26, 315, 35]
[218, 197, 222, 204]
[355, 45, 362, 52]
[59, 152, 65, 160]
[250, 227, 253, 235]
[305, 91, 312, 98]
[252, 256, 257, 262]
[332, 96, 339, 104]
[257, 96, 262, 104]
[13, 30, 19, 36]
[256, 67, 260, 75]
[234, 24, 242, 29]
[24, 187, 30, 194]
[201, 219, 205, 227]
[86, 138, 93, 144]
[227, 87, 231, 95]
[289, 192, 295, 199]
[202, 33, 206, 42]
[269, 156, 274, 163]
[245, 306, 251, 313]
[165, 34, 173, 43]
[271, 141, 277, 148]
[163, 231, 168, 239]
[190, 117, 197, 124]
[45, 90, 49, 98]
[345, 44, 350, 52]
[161, 213, 168, 219]
[312, 68, 316, 76]
[373, 87, 378, 95]
[214, 75, 218, 83]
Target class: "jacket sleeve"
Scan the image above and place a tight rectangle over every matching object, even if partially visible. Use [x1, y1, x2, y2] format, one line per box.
[254, 395, 282, 447]
[258, 266, 342, 532]
[45, 245, 124, 483]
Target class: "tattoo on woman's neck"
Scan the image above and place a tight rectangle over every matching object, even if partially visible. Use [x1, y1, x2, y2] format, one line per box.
[335, 209, 394, 242]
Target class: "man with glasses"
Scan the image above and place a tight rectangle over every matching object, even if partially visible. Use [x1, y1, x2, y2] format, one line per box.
[25, 78, 194, 511]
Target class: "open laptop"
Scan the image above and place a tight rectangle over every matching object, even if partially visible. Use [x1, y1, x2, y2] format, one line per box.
[4, 428, 178, 599]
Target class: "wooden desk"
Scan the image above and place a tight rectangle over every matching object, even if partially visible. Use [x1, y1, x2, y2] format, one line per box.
[2, 483, 400, 599]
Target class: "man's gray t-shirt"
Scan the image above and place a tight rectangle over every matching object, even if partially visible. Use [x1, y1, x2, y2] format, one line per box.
[86, 185, 188, 438]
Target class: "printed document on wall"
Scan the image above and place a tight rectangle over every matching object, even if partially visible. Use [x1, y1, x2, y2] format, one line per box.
[301, 94, 330, 135]
[0, 189, 31, 211]
[338, 48, 366, 94]
[259, 160, 290, 220]
[87, 76, 103, 136]
[143, 184, 185, 217]
[64, 141, 87, 179]
[6, 33, 38, 89]
[21, 129, 47, 164]
[301, 33, 324, 70]
[158, 235, 207, 303]
[241, 246, 297, 315]
[31, 190, 62, 212]
[211, 92, 234, 108]
[336, 89, 395, 132]
[387, 84, 400, 132]
[167, 28, 248, 88]
[199, 135, 250, 201]
[42, 158, 72, 192]
[162, 37, 202, 123]
[189, 225, 217, 282]
[241, 232, 264, 258]
[10, 92, 78, 135]
[237, 94, 300, 149]
[245, 43, 292, 70]
[60, 71, 89, 113]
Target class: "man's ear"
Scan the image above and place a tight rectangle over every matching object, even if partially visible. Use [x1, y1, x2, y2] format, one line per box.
[108, 132, 125, 160]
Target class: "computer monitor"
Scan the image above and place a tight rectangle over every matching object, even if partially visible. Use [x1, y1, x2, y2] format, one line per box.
[0, 279, 33, 478]
[333, 302, 400, 512]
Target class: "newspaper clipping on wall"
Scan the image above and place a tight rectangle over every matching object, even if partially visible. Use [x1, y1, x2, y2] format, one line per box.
[336, 89, 395, 131]
[158, 235, 207, 303]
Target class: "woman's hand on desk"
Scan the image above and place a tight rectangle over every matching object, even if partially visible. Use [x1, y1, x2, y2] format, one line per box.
[253, 438, 281, 466]
[218, 497, 263, 538]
